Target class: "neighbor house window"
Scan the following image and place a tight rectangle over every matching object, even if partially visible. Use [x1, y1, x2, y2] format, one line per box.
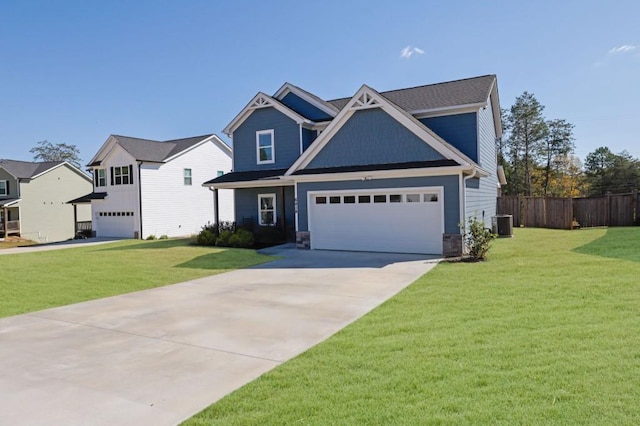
[217, 170, 224, 177]
[258, 193, 276, 226]
[256, 129, 275, 164]
[112, 166, 132, 185]
[0, 180, 7, 196]
[94, 169, 106, 187]
[184, 168, 192, 185]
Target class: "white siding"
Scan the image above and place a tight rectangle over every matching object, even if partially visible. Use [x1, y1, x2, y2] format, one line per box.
[139, 141, 233, 238]
[91, 148, 141, 238]
[465, 97, 499, 228]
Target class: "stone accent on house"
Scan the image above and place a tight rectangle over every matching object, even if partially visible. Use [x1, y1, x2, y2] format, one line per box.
[442, 233, 463, 257]
[296, 231, 310, 249]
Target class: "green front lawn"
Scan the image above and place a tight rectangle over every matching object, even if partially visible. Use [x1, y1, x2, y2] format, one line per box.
[0, 239, 273, 318]
[186, 227, 640, 425]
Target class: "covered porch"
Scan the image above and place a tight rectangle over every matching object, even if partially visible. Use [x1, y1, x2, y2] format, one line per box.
[203, 169, 296, 243]
[67, 192, 106, 238]
[0, 199, 21, 239]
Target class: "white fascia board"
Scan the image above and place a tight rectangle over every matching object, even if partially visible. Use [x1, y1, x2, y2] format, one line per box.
[289, 165, 473, 183]
[87, 135, 118, 167]
[29, 162, 92, 182]
[222, 92, 314, 136]
[410, 102, 486, 118]
[203, 179, 294, 189]
[273, 83, 340, 117]
[1, 198, 21, 207]
[163, 134, 232, 163]
[285, 85, 478, 176]
[488, 79, 503, 138]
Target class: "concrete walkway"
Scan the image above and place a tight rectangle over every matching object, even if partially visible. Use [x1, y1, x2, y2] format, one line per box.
[0, 247, 439, 425]
[0, 237, 123, 255]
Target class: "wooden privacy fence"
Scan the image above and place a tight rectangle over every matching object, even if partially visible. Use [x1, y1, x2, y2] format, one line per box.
[497, 190, 639, 229]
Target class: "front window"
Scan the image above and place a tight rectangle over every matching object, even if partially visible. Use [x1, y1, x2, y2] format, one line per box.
[95, 169, 106, 187]
[258, 193, 276, 226]
[0, 180, 7, 196]
[113, 166, 131, 185]
[184, 168, 192, 185]
[256, 130, 274, 164]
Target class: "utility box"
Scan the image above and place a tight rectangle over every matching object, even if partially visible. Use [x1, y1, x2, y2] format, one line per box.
[492, 215, 513, 237]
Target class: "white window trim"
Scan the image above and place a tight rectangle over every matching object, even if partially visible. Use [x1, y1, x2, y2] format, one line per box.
[0, 180, 7, 196]
[113, 166, 131, 185]
[256, 129, 275, 165]
[96, 169, 106, 187]
[258, 193, 276, 226]
[184, 168, 192, 186]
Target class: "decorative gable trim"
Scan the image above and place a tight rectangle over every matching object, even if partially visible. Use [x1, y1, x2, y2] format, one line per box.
[285, 85, 477, 176]
[223, 92, 314, 136]
[273, 83, 340, 117]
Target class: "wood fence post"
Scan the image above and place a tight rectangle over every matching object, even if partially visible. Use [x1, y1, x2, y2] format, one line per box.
[633, 189, 638, 225]
[606, 191, 611, 226]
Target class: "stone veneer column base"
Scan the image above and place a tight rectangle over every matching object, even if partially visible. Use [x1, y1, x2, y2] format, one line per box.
[442, 234, 463, 257]
[296, 231, 310, 250]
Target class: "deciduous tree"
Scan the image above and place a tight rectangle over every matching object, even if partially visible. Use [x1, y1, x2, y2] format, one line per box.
[30, 140, 82, 168]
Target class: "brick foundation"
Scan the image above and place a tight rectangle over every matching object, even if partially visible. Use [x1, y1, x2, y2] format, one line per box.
[296, 231, 310, 249]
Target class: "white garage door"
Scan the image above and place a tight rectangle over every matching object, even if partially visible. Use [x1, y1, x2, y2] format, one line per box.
[309, 187, 444, 254]
[95, 211, 136, 238]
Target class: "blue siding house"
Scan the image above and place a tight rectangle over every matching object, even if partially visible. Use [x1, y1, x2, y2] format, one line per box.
[204, 76, 503, 256]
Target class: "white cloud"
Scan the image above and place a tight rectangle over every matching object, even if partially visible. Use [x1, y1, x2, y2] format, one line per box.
[400, 46, 425, 59]
[608, 45, 637, 55]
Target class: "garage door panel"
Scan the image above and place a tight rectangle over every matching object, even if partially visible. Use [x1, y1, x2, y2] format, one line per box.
[309, 189, 443, 255]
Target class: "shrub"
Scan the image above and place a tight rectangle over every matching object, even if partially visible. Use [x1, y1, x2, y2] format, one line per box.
[146, 235, 157, 240]
[215, 230, 233, 247]
[218, 221, 236, 234]
[228, 228, 254, 248]
[462, 216, 496, 261]
[196, 229, 217, 246]
[159, 235, 169, 240]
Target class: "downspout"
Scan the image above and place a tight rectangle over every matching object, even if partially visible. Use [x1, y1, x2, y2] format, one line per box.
[137, 162, 143, 239]
[461, 168, 478, 232]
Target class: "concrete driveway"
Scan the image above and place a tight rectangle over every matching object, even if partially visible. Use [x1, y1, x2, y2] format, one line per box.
[0, 246, 439, 425]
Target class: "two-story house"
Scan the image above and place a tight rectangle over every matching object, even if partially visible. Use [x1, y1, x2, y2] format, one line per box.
[204, 75, 502, 256]
[84, 134, 233, 239]
[0, 159, 92, 243]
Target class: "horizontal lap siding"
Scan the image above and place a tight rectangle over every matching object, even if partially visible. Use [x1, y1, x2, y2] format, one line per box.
[280, 92, 333, 121]
[233, 108, 301, 171]
[296, 175, 460, 234]
[306, 109, 445, 169]
[140, 142, 233, 238]
[465, 99, 498, 228]
[19, 166, 93, 243]
[419, 113, 478, 162]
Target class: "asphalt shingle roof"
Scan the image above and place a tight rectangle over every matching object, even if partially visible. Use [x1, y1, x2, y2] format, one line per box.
[327, 75, 496, 112]
[203, 169, 288, 185]
[112, 134, 214, 163]
[0, 159, 65, 179]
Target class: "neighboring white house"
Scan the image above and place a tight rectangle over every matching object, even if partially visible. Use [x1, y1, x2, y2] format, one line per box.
[84, 134, 233, 239]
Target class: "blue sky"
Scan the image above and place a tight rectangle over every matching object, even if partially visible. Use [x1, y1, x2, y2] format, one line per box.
[1, 0, 638, 166]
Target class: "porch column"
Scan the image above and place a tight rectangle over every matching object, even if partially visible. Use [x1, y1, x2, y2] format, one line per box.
[73, 204, 78, 237]
[279, 186, 286, 240]
[2, 207, 7, 238]
[213, 188, 220, 230]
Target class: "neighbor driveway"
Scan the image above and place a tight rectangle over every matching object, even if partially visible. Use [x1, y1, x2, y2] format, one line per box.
[0, 246, 439, 425]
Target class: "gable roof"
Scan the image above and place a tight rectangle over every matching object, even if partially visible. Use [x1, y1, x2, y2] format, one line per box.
[0, 159, 91, 182]
[273, 82, 340, 119]
[88, 134, 230, 166]
[0, 159, 65, 179]
[327, 75, 496, 113]
[285, 84, 479, 176]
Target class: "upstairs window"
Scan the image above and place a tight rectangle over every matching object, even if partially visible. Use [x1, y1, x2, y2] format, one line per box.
[94, 169, 106, 187]
[111, 166, 132, 185]
[0, 180, 7, 196]
[256, 129, 275, 164]
[184, 168, 192, 185]
[258, 193, 276, 226]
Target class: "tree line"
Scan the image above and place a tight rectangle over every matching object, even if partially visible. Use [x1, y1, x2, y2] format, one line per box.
[498, 92, 640, 197]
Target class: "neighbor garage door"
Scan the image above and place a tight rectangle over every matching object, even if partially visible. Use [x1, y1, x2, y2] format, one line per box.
[95, 211, 136, 238]
[308, 187, 443, 254]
